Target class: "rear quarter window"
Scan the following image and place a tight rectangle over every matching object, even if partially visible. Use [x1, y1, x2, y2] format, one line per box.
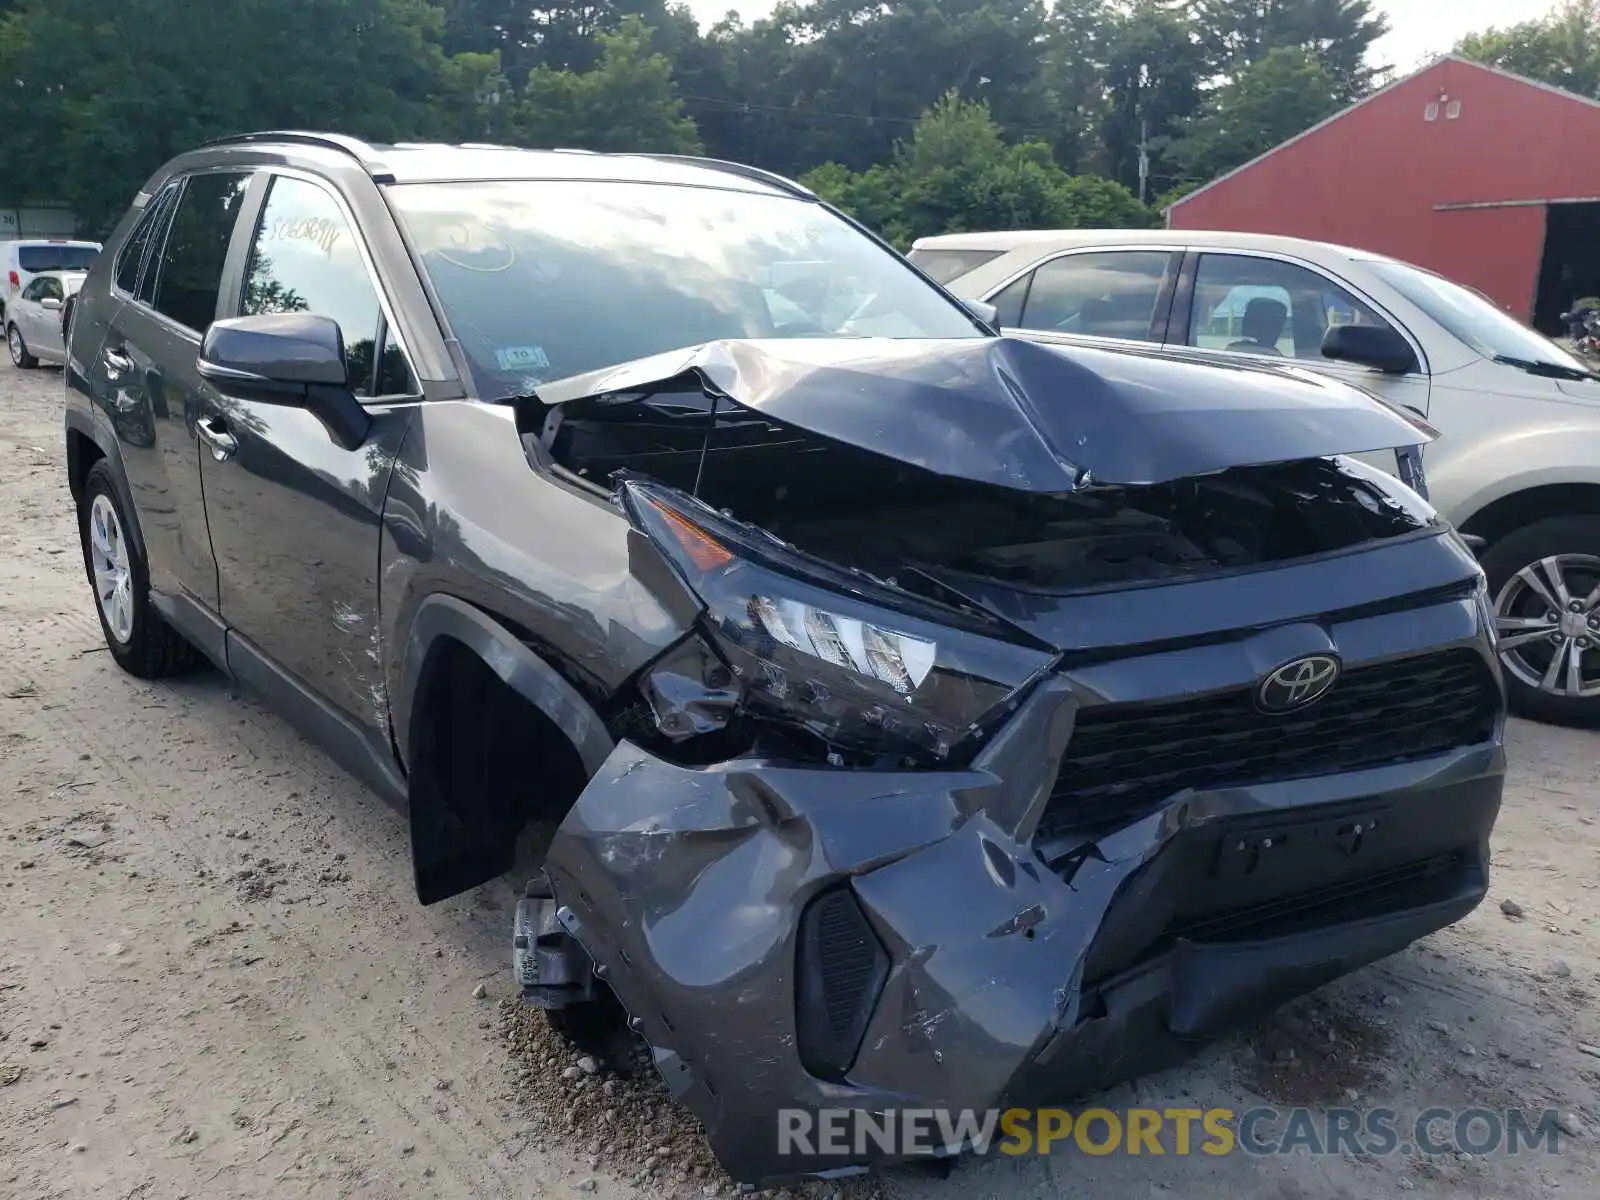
[907, 247, 1004, 285]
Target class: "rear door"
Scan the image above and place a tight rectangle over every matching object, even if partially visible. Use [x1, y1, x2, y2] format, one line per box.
[90, 170, 255, 611]
[984, 248, 1181, 347]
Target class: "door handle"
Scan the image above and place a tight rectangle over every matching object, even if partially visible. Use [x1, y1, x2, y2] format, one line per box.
[102, 347, 134, 378]
[196, 415, 238, 462]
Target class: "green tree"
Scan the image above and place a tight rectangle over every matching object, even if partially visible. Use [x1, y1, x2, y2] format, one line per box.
[1099, 1, 1207, 197]
[1039, 0, 1113, 173]
[1167, 46, 1344, 185]
[425, 50, 513, 142]
[803, 92, 1152, 247]
[1182, 0, 1388, 102]
[1457, 0, 1600, 99]
[0, 0, 454, 231]
[439, 0, 694, 80]
[510, 16, 702, 152]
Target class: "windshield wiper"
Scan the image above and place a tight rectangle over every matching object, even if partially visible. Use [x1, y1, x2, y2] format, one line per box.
[1492, 354, 1599, 382]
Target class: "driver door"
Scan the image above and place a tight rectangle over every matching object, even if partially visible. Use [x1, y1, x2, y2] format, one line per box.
[197, 170, 421, 739]
[1172, 251, 1433, 482]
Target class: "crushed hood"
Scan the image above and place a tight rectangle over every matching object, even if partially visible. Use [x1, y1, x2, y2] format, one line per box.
[535, 335, 1432, 492]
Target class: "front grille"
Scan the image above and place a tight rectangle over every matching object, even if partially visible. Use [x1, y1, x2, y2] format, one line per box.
[1168, 851, 1468, 943]
[1038, 649, 1498, 840]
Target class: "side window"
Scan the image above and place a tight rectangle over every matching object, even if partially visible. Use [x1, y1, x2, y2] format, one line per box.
[241, 175, 411, 396]
[133, 189, 180, 307]
[374, 326, 416, 396]
[990, 273, 1031, 327]
[22, 278, 48, 301]
[907, 248, 1004, 286]
[114, 190, 172, 295]
[40, 277, 63, 301]
[150, 172, 252, 333]
[1187, 254, 1404, 364]
[1015, 251, 1172, 341]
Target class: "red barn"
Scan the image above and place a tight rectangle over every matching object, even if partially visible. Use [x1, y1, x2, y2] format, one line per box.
[1167, 55, 1600, 334]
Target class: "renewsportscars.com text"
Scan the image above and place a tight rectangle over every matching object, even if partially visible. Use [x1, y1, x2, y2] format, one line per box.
[777, 1106, 1573, 1159]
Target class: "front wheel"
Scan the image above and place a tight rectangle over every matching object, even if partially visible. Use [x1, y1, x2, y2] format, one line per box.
[78, 460, 203, 678]
[8, 324, 37, 369]
[1481, 515, 1600, 726]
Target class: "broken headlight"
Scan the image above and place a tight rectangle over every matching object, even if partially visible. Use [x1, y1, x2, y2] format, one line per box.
[624, 480, 1054, 764]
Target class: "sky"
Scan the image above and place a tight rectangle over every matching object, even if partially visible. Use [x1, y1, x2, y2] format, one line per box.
[681, 0, 1568, 74]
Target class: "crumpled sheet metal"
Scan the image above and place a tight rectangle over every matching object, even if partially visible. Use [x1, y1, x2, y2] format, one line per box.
[539, 678, 1191, 1181]
[535, 335, 1432, 495]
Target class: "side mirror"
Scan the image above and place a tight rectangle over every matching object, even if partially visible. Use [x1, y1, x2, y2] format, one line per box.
[1321, 323, 1417, 374]
[40, 296, 61, 312]
[198, 313, 370, 450]
[961, 298, 999, 328]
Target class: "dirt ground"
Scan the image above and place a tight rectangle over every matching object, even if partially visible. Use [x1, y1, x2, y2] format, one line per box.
[1, 361, 1597, 1200]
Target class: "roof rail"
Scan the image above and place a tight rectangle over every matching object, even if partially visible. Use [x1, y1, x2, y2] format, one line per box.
[198, 130, 378, 163]
[626, 153, 814, 199]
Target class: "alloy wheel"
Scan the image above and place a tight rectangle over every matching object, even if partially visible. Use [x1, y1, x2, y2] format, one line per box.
[88, 493, 135, 645]
[7, 326, 22, 366]
[1493, 553, 1600, 700]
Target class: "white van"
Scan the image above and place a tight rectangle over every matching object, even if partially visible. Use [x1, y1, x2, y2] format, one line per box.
[1, 238, 101, 323]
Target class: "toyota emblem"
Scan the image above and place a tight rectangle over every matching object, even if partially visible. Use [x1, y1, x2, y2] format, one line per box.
[1256, 655, 1341, 713]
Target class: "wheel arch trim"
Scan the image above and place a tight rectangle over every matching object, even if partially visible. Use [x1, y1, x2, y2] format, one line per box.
[393, 592, 615, 778]
[1456, 477, 1600, 546]
[64, 407, 149, 567]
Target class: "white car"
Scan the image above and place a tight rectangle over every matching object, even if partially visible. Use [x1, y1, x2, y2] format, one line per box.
[912, 228, 1600, 724]
[6, 269, 84, 368]
[1, 238, 100, 325]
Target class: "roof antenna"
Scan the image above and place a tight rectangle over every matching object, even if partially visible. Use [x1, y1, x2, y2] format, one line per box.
[691, 390, 720, 499]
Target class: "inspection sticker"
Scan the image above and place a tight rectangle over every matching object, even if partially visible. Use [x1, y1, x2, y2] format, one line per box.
[495, 345, 551, 372]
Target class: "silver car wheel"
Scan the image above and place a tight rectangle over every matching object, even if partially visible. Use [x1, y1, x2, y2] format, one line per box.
[7, 325, 22, 366]
[88, 493, 135, 645]
[1494, 553, 1600, 699]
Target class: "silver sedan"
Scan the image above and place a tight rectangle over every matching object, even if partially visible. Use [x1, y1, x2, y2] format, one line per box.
[7, 269, 85, 368]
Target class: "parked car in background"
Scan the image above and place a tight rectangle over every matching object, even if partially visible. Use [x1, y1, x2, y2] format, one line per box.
[914, 228, 1600, 725]
[1, 238, 100, 325]
[6, 269, 85, 367]
[63, 133, 1504, 1183]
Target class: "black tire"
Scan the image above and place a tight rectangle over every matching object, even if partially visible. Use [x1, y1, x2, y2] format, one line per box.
[1480, 514, 1600, 727]
[7, 323, 37, 369]
[78, 460, 203, 678]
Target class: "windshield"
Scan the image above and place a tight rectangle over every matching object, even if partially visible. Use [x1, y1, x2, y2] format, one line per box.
[1366, 258, 1588, 371]
[386, 179, 984, 396]
[17, 244, 99, 272]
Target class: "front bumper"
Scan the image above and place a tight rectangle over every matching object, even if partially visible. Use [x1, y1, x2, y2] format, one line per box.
[543, 626, 1505, 1184]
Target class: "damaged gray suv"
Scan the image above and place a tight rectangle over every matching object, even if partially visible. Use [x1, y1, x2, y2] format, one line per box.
[64, 133, 1506, 1184]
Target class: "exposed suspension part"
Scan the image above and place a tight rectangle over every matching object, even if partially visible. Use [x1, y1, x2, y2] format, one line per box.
[513, 875, 598, 1010]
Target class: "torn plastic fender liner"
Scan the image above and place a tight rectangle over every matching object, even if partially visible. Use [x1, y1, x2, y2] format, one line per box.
[534, 335, 1436, 493]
